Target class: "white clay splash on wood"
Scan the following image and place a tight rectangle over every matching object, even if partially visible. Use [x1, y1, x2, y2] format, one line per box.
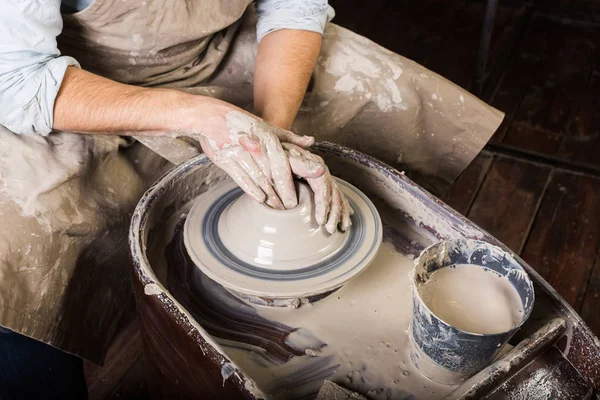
[221, 242, 457, 399]
[417, 264, 524, 335]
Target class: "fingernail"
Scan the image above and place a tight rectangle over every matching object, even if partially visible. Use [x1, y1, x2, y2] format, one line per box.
[283, 197, 298, 209]
[326, 221, 336, 234]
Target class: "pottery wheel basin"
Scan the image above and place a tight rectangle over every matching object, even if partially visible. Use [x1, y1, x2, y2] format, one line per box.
[129, 142, 600, 400]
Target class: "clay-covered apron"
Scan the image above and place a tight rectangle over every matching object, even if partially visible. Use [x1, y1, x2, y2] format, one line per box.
[0, 0, 251, 363]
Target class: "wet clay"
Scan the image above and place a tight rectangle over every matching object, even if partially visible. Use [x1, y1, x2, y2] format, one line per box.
[418, 264, 524, 335]
[226, 242, 456, 399]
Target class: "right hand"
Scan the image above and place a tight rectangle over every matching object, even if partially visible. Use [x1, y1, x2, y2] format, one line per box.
[283, 143, 354, 234]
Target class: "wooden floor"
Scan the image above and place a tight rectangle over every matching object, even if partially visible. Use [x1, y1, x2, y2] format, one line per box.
[86, 1, 600, 397]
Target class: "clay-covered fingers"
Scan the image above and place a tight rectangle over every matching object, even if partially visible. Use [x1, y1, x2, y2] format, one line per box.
[306, 171, 354, 234]
[307, 173, 332, 226]
[235, 149, 285, 210]
[282, 143, 326, 179]
[331, 183, 353, 233]
[272, 125, 315, 148]
[340, 194, 354, 232]
[251, 126, 297, 209]
[200, 138, 283, 209]
[325, 183, 342, 234]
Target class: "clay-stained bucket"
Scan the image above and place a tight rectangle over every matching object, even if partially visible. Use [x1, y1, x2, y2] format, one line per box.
[409, 239, 534, 384]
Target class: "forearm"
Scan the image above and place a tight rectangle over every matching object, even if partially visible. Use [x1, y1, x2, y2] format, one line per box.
[253, 29, 322, 130]
[53, 67, 228, 137]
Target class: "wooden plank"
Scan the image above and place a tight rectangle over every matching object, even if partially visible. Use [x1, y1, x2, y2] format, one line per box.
[559, 70, 600, 171]
[482, 4, 531, 101]
[489, 14, 552, 143]
[502, 122, 563, 156]
[503, 20, 597, 153]
[467, 156, 551, 253]
[372, 0, 469, 62]
[421, 0, 485, 90]
[108, 357, 150, 400]
[442, 151, 494, 215]
[85, 319, 144, 400]
[579, 256, 600, 337]
[568, 0, 600, 15]
[521, 170, 600, 310]
[405, 1, 470, 73]
[328, 0, 390, 36]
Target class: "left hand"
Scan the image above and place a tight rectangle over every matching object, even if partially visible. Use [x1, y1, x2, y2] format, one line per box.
[283, 143, 354, 234]
[198, 109, 314, 210]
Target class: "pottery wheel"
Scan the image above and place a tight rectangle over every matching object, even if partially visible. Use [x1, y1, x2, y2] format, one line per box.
[184, 178, 382, 299]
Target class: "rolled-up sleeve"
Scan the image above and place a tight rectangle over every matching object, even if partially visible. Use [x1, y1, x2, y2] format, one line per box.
[255, 0, 335, 43]
[0, 0, 80, 136]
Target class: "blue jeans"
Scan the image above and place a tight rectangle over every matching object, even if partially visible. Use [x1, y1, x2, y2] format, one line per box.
[0, 327, 88, 399]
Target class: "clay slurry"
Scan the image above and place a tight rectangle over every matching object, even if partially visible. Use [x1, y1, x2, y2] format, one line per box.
[418, 264, 524, 334]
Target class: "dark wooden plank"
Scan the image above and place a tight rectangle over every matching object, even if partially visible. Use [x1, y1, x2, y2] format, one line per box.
[503, 20, 598, 153]
[489, 14, 552, 143]
[442, 151, 494, 215]
[521, 170, 600, 310]
[579, 256, 600, 337]
[502, 122, 563, 156]
[108, 357, 150, 400]
[482, 3, 531, 101]
[568, 0, 600, 15]
[467, 156, 551, 253]
[372, 0, 470, 62]
[85, 319, 144, 400]
[559, 71, 600, 171]
[533, 0, 572, 12]
[421, 0, 485, 90]
[328, 0, 390, 35]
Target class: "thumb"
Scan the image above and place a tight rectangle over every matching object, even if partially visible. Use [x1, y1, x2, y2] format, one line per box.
[274, 127, 315, 148]
[283, 143, 326, 179]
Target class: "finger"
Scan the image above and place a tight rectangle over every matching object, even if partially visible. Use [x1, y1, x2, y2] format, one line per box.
[274, 127, 315, 148]
[236, 150, 284, 210]
[325, 185, 342, 234]
[240, 135, 273, 185]
[199, 136, 216, 158]
[218, 157, 266, 204]
[307, 174, 331, 226]
[239, 135, 261, 153]
[208, 135, 280, 207]
[203, 140, 266, 204]
[340, 196, 352, 232]
[262, 133, 297, 209]
[282, 143, 326, 179]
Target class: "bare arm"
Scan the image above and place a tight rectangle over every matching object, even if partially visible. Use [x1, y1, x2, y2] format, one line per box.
[53, 67, 232, 138]
[253, 28, 352, 232]
[253, 29, 322, 130]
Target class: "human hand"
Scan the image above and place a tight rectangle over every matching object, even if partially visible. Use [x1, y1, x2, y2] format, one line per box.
[283, 143, 354, 234]
[198, 108, 314, 210]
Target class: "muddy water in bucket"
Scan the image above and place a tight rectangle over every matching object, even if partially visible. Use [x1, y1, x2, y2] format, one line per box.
[410, 239, 535, 385]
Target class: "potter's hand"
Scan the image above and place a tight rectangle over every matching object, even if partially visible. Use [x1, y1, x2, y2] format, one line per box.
[284, 143, 354, 234]
[199, 109, 314, 210]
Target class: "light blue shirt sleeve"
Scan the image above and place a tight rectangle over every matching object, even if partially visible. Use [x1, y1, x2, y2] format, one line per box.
[255, 0, 335, 43]
[0, 0, 80, 136]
